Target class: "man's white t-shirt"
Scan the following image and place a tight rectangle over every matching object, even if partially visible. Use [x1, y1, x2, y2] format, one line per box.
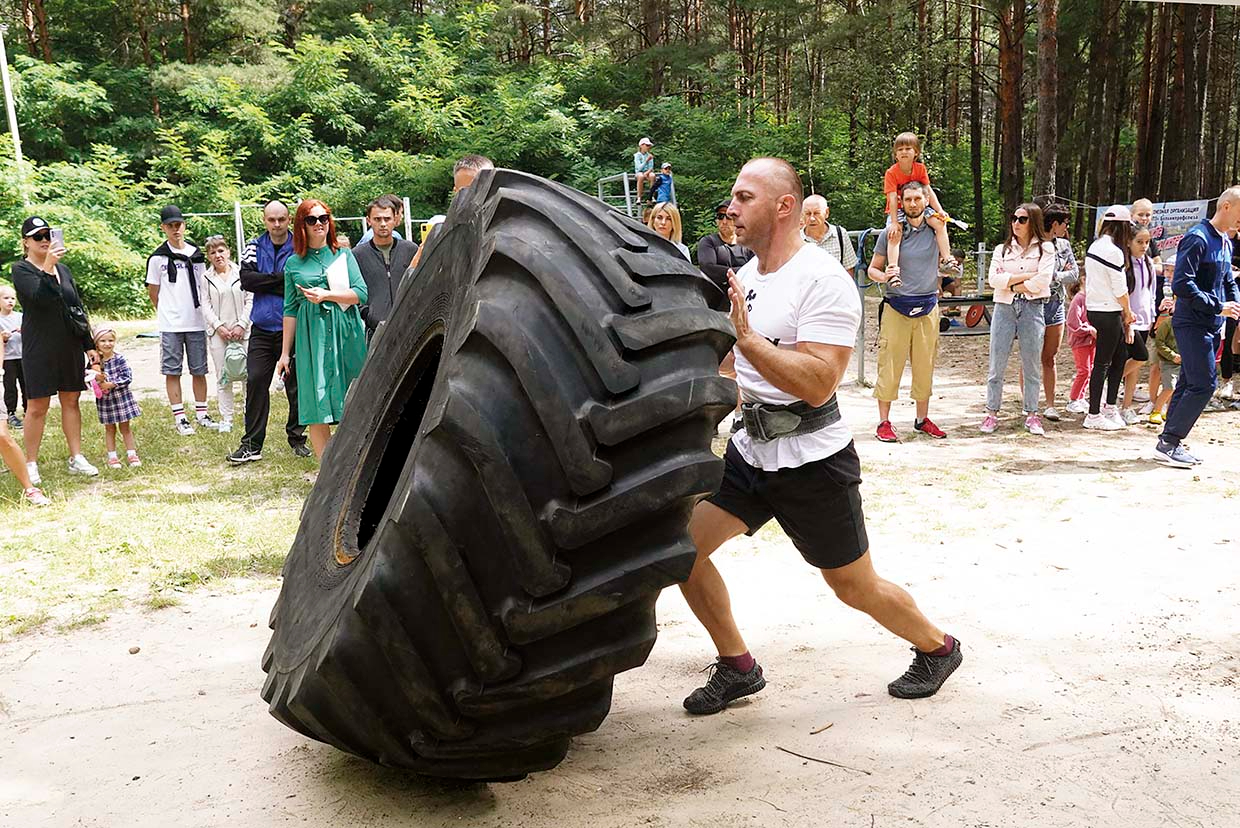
[146, 243, 207, 333]
[731, 243, 862, 471]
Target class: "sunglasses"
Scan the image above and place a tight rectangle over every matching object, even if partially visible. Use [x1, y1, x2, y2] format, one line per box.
[715, 214, 731, 221]
[29, 230, 51, 242]
[303, 214, 331, 226]
[1010, 215, 1030, 225]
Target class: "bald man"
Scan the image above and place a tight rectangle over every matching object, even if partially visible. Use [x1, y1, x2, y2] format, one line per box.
[801, 194, 857, 276]
[679, 157, 961, 715]
[1154, 186, 1240, 466]
[232, 199, 309, 463]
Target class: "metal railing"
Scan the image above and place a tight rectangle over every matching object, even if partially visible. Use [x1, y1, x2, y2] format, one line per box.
[596, 172, 678, 218]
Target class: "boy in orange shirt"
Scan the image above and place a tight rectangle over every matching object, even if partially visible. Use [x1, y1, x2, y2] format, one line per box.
[884, 132, 958, 287]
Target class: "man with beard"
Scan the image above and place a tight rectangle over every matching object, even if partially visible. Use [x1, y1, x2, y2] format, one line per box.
[677, 158, 961, 715]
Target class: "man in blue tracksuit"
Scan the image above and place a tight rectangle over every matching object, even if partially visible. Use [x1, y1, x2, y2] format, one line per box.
[1154, 187, 1240, 467]
[227, 200, 309, 464]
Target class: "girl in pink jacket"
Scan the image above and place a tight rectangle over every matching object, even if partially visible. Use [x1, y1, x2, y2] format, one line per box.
[1064, 280, 1095, 414]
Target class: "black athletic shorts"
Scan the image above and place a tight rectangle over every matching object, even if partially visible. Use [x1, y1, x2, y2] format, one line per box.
[707, 440, 869, 570]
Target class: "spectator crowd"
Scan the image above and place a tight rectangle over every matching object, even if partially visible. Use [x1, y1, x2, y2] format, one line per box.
[3, 139, 1239, 508]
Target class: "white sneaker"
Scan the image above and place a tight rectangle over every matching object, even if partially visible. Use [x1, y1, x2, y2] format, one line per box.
[218, 420, 232, 434]
[1064, 398, 1088, 415]
[26, 461, 40, 486]
[1102, 404, 1127, 428]
[1121, 408, 1140, 425]
[1138, 401, 1154, 416]
[196, 414, 221, 431]
[67, 454, 99, 476]
[1133, 388, 1151, 403]
[1084, 413, 1123, 431]
[176, 417, 196, 436]
[1043, 407, 1061, 422]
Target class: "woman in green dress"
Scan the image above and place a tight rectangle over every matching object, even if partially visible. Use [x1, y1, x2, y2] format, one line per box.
[276, 199, 368, 458]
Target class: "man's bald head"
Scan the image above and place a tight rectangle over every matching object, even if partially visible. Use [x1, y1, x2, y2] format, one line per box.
[730, 157, 807, 258]
[263, 200, 289, 218]
[803, 194, 828, 213]
[1218, 186, 1240, 208]
[741, 157, 804, 209]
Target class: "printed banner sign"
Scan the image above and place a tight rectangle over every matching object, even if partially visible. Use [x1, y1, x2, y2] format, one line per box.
[1095, 199, 1209, 258]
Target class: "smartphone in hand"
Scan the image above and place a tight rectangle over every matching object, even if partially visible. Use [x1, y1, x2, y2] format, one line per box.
[50, 228, 64, 248]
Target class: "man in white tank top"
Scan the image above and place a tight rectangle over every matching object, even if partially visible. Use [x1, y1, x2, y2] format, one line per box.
[678, 157, 962, 716]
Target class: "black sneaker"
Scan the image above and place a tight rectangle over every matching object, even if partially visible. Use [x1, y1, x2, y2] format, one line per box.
[290, 443, 312, 458]
[226, 446, 262, 464]
[888, 638, 963, 699]
[683, 660, 766, 715]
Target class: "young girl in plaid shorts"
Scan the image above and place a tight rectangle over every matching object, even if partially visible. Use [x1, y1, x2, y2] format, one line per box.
[92, 327, 142, 468]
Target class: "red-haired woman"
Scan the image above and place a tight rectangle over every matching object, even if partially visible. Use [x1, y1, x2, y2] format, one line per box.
[275, 200, 368, 458]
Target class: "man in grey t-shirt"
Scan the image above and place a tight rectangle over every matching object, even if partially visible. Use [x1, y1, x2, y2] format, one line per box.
[866, 181, 947, 443]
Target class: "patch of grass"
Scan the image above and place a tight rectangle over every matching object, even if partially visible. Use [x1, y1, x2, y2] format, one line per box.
[0, 390, 313, 640]
[3, 610, 51, 638]
[156, 550, 287, 590]
[143, 591, 182, 611]
[56, 613, 108, 632]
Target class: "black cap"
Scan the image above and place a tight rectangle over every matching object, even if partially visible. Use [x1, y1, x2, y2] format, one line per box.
[21, 216, 49, 236]
[160, 205, 186, 224]
[714, 199, 732, 216]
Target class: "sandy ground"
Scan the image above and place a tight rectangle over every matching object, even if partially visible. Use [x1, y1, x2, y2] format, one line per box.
[3, 312, 1240, 827]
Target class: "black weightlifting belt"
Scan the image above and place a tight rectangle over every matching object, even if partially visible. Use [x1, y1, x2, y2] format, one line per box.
[740, 395, 842, 443]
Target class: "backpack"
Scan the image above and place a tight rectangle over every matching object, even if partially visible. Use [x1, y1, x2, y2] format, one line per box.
[219, 341, 248, 387]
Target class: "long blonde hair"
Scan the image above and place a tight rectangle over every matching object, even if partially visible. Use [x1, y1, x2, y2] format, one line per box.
[646, 202, 683, 244]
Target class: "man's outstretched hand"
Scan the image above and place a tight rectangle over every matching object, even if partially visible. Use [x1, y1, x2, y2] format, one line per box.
[727, 269, 757, 353]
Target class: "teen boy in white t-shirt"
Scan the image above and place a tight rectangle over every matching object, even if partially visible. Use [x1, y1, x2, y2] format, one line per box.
[146, 204, 218, 435]
[678, 157, 962, 715]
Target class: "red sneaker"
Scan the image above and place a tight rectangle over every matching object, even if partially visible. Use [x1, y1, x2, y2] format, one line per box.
[914, 417, 947, 439]
[876, 420, 900, 443]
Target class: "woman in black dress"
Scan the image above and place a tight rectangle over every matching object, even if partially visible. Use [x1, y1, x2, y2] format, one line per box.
[12, 216, 99, 482]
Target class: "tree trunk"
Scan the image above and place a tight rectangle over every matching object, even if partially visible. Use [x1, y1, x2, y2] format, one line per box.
[134, 0, 160, 119]
[1162, 4, 1193, 198]
[180, 0, 195, 63]
[1133, 3, 1155, 195]
[31, 0, 51, 61]
[970, 2, 984, 247]
[1034, 0, 1058, 198]
[997, 0, 1025, 218]
[1187, 6, 1212, 194]
[1147, 2, 1171, 198]
[1092, 0, 1118, 212]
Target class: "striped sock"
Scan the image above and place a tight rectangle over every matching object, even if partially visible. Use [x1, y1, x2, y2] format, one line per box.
[194, 401, 208, 420]
[171, 403, 185, 422]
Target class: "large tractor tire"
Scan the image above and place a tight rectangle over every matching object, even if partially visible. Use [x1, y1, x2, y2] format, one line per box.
[261, 169, 736, 780]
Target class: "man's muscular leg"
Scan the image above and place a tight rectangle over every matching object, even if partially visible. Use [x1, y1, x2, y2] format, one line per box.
[679, 501, 750, 657]
[678, 500, 767, 715]
[820, 551, 945, 653]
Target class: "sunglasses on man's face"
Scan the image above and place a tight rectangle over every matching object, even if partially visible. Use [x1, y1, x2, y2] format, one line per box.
[716, 214, 731, 221]
[30, 231, 51, 242]
[1010, 215, 1029, 225]
[303, 214, 330, 226]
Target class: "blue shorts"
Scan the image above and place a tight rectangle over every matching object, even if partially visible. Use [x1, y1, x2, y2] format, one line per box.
[1043, 294, 1066, 327]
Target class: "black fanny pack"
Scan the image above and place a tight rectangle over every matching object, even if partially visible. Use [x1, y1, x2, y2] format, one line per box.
[740, 396, 841, 442]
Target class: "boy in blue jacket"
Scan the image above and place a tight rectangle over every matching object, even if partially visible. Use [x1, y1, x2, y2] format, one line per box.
[1154, 187, 1240, 467]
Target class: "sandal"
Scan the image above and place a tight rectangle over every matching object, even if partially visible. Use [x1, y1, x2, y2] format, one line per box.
[23, 487, 51, 507]
[128, 453, 142, 468]
[939, 256, 962, 274]
[107, 456, 123, 469]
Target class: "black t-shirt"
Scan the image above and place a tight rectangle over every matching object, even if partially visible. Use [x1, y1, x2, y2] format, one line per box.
[695, 233, 755, 291]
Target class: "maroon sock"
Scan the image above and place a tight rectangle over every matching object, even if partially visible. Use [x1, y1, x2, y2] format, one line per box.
[923, 634, 955, 657]
[719, 652, 755, 673]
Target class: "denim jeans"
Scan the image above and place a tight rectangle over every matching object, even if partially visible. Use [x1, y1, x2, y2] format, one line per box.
[986, 298, 1047, 413]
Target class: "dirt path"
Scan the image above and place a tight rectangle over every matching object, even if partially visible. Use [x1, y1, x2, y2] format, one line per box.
[3, 320, 1239, 827]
